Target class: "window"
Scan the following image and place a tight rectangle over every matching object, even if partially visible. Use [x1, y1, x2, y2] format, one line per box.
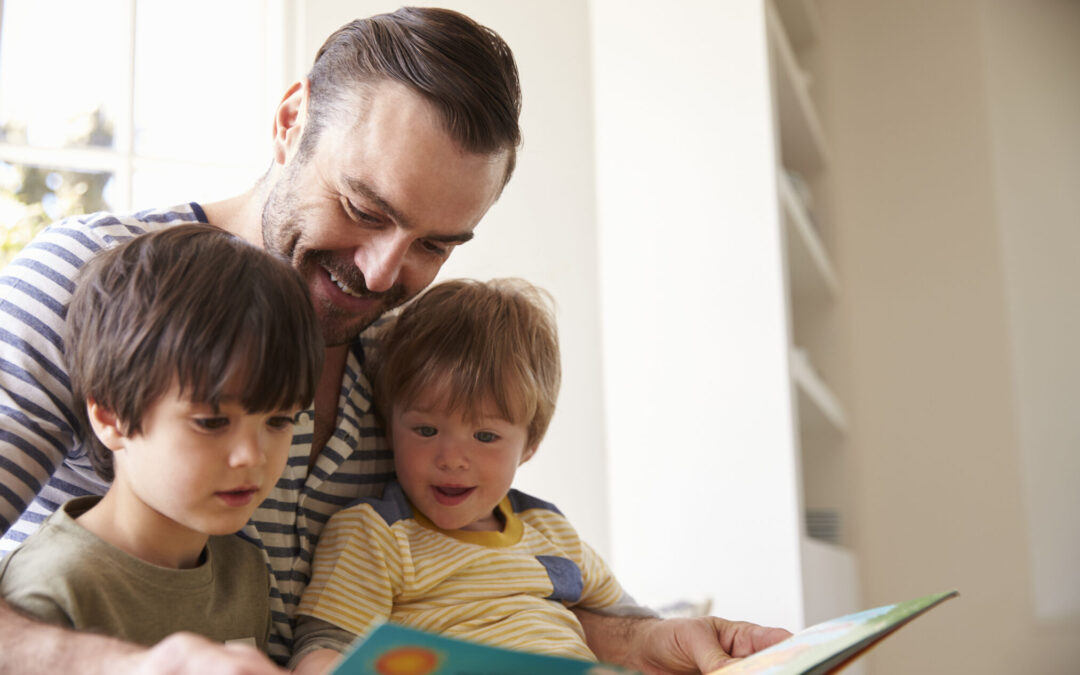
[0, 0, 288, 265]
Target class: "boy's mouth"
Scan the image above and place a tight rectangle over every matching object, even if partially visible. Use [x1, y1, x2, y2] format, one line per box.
[216, 487, 259, 507]
[432, 485, 475, 506]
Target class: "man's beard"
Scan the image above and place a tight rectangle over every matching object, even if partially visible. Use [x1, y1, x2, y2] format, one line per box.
[261, 173, 408, 346]
[300, 249, 409, 345]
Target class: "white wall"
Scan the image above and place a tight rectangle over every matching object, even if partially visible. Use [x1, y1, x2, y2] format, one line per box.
[821, 0, 1080, 672]
[591, 0, 805, 628]
[980, 0, 1080, 622]
[296, 1, 613, 558]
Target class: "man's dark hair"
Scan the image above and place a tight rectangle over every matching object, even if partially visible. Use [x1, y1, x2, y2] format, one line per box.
[301, 6, 522, 185]
[64, 224, 324, 482]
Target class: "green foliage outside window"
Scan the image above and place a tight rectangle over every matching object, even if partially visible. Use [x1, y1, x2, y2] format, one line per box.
[0, 109, 113, 268]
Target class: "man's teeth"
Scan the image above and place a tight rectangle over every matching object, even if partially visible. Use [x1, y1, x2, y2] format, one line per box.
[328, 270, 364, 298]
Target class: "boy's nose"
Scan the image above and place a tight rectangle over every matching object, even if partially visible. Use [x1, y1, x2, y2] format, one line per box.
[229, 433, 266, 468]
[435, 443, 468, 471]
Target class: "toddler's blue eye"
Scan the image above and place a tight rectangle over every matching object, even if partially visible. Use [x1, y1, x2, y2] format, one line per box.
[474, 431, 498, 443]
[415, 426, 437, 437]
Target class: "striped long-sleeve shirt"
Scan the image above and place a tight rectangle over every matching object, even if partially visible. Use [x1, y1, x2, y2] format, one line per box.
[0, 205, 394, 663]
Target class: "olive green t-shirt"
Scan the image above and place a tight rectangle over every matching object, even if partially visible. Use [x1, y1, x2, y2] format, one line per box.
[0, 496, 271, 650]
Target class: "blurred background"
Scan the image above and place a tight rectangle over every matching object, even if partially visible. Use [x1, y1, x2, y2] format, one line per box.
[1, 1, 1077, 673]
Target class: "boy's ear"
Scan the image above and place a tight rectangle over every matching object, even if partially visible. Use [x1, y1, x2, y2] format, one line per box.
[86, 400, 126, 451]
[520, 443, 538, 465]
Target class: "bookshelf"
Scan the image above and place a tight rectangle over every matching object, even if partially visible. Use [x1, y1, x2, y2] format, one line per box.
[768, 0, 862, 631]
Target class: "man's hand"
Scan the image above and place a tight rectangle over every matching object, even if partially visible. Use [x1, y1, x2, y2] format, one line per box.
[0, 598, 285, 675]
[575, 609, 792, 675]
[635, 616, 792, 674]
[119, 633, 287, 675]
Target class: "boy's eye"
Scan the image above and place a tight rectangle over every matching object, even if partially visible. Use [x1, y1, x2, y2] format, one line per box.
[414, 425, 438, 437]
[194, 416, 229, 431]
[474, 431, 499, 443]
[267, 415, 296, 431]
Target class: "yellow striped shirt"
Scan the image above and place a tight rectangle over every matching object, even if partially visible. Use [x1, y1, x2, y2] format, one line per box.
[297, 483, 626, 661]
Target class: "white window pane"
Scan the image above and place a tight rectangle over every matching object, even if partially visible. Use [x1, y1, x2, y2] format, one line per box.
[133, 0, 271, 164]
[0, 0, 129, 149]
[131, 164, 259, 212]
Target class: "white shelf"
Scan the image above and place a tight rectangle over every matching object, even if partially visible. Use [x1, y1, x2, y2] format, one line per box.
[801, 536, 860, 626]
[791, 348, 847, 436]
[768, 1, 829, 174]
[780, 170, 837, 301]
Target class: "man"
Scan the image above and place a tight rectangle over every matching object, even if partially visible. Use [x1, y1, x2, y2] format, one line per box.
[0, 7, 788, 674]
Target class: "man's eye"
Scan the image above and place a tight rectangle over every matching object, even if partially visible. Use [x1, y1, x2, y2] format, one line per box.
[341, 199, 378, 223]
[474, 431, 498, 443]
[419, 239, 449, 256]
[195, 417, 229, 431]
[415, 426, 438, 437]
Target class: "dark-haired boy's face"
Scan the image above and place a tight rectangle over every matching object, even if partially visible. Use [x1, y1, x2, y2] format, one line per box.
[102, 379, 298, 559]
[262, 81, 509, 346]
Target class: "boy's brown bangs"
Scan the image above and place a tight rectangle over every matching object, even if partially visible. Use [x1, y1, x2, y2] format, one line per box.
[391, 352, 537, 428]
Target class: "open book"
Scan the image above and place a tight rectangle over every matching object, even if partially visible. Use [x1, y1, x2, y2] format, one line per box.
[330, 590, 958, 675]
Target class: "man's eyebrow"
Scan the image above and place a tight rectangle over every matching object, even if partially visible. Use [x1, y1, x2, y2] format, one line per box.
[343, 176, 474, 245]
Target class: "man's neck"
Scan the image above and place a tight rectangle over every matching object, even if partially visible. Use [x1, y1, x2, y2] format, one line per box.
[311, 343, 350, 468]
[200, 185, 267, 246]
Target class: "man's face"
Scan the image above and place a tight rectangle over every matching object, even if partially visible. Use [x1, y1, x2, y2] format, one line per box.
[262, 81, 508, 346]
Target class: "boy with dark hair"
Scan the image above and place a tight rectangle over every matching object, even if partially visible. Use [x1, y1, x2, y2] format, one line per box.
[290, 279, 645, 673]
[0, 224, 323, 651]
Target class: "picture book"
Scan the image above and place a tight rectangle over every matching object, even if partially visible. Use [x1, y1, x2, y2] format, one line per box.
[330, 589, 958, 675]
[709, 589, 958, 674]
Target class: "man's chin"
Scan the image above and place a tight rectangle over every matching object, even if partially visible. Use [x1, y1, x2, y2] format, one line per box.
[317, 312, 381, 347]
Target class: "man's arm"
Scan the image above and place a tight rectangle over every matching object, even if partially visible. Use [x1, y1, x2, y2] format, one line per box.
[0, 599, 286, 675]
[575, 608, 792, 675]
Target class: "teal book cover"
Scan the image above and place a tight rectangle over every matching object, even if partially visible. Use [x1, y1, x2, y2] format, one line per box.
[330, 623, 637, 675]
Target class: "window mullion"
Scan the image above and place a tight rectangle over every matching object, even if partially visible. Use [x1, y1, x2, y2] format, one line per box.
[113, 0, 137, 211]
[0, 143, 127, 174]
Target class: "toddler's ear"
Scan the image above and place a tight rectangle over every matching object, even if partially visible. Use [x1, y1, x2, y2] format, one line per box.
[86, 400, 126, 451]
[520, 444, 539, 465]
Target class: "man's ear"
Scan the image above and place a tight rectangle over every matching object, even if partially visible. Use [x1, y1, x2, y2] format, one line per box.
[272, 79, 311, 166]
[86, 400, 126, 452]
[520, 443, 539, 466]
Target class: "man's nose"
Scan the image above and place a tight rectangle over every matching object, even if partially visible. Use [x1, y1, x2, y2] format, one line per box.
[356, 231, 410, 293]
